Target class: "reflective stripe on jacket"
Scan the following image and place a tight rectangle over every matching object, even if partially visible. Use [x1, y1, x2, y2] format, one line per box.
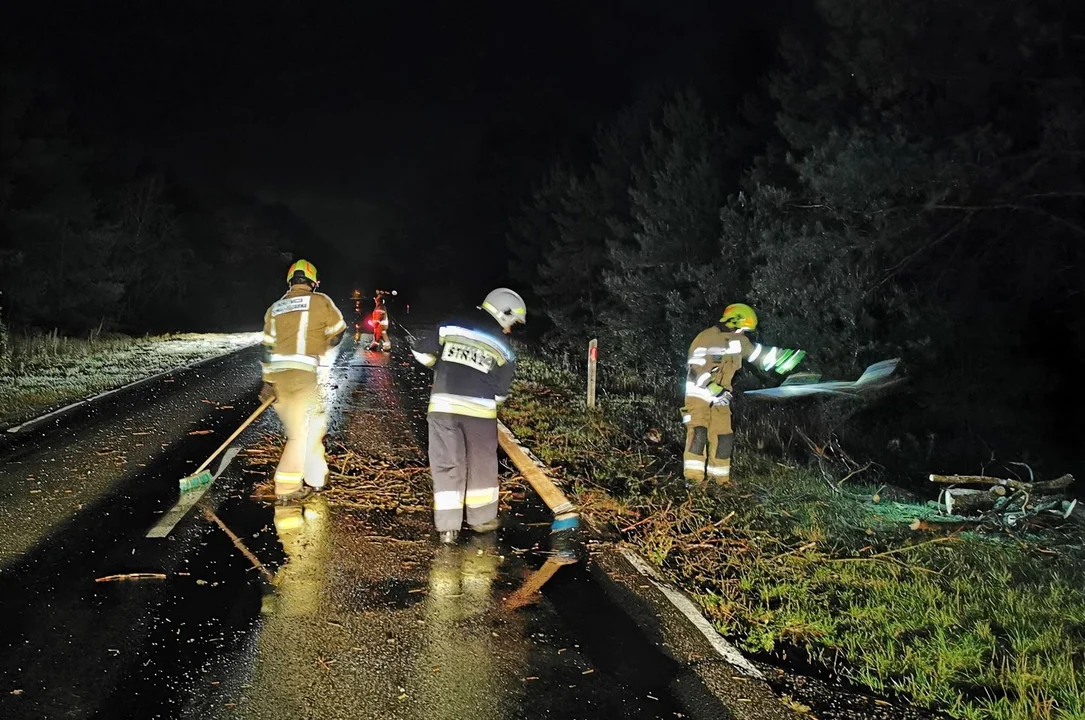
[262, 285, 346, 378]
[685, 323, 805, 401]
[685, 325, 754, 399]
[427, 392, 499, 419]
[411, 310, 516, 419]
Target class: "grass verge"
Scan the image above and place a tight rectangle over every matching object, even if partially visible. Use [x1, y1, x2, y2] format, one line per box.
[500, 352, 1085, 720]
[0, 331, 261, 419]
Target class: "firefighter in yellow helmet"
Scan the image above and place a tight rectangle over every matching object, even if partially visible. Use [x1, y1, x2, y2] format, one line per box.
[683, 303, 805, 483]
[259, 260, 347, 502]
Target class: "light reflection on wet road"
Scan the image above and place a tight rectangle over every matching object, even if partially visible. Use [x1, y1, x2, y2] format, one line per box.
[0, 334, 719, 720]
[0, 346, 264, 569]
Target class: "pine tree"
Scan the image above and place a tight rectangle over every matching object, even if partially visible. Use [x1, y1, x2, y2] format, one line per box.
[507, 165, 570, 331]
[535, 172, 608, 333]
[603, 91, 727, 379]
[0, 298, 10, 376]
[740, 0, 1085, 471]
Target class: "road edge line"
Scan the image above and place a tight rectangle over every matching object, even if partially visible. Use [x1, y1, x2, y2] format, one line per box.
[496, 421, 773, 684]
[618, 546, 764, 679]
[147, 447, 242, 538]
[4, 340, 260, 434]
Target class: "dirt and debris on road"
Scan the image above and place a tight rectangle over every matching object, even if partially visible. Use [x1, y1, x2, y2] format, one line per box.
[125, 338, 717, 720]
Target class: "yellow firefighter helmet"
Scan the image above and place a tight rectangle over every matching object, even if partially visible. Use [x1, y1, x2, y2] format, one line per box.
[287, 259, 318, 285]
[720, 303, 758, 332]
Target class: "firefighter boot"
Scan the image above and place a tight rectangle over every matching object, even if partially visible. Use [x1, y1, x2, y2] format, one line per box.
[276, 484, 313, 505]
[469, 518, 500, 534]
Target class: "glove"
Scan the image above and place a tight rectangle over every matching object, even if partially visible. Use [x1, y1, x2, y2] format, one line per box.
[259, 382, 276, 404]
[706, 383, 732, 406]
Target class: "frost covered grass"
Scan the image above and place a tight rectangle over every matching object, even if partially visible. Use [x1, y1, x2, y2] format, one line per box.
[501, 352, 1085, 720]
[0, 331, 261, 419]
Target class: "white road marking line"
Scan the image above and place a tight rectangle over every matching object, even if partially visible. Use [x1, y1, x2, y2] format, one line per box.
[5, 343, 258, 434]
[497, 418, 764, 680]
[619, 547, 764, 679]
[146, 447, 241, 538]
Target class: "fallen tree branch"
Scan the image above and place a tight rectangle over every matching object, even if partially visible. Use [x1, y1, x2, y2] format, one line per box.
[929, 473, 1074, 492]
[868, 535, 957, 558]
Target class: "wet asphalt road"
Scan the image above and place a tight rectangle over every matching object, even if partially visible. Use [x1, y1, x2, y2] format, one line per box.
[0, 331, 726, 720]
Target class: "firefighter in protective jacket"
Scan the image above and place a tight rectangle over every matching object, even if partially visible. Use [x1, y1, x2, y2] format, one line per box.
[411, 288, 526, 544]
[683, 303, 804, 483]
[260, 260, 347, 502]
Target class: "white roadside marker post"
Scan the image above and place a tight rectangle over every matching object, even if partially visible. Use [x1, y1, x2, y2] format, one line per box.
[587, 338, 598, 410]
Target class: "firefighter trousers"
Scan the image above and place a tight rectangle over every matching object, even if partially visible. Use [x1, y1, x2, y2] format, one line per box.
[268, 369, 328, 495]
[427, 412, 500, 532]
[682, 396, 734, 483]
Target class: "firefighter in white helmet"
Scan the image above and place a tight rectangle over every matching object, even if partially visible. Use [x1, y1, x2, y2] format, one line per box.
[683, 303, 805, 484]
[260, 260, 347, 502]
[411, 288, 526, 543]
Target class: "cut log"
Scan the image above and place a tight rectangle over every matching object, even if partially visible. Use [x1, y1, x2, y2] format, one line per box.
[1029, 496, 1069, 512]
[929, 473, 1074, 493]
[941, 487, 1001, 516]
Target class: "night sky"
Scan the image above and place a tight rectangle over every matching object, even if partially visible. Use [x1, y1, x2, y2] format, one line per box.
[3, 0, 793, 299]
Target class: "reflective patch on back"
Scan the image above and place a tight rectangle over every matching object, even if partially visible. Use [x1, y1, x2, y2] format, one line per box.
[441, 342, 496, 372]
[438, 325, 513, 364]
[708, 340, 743, 360]
[272, 295, 312, 316]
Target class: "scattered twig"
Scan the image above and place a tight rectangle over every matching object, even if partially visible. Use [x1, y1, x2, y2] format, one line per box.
[244, 435, 433, 513]
[867, 535, 957, 558]
[838, 463, 874, 487]
[95, 572, 168, 583]
[1006, 461, 1035, 483]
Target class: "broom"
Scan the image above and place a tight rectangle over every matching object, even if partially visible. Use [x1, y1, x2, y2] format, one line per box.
[178, 396, 274, 491]
[497, 422, 582, 563]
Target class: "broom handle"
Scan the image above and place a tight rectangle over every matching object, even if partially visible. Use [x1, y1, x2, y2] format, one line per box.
[497, 422, 574, 514]
[192, 396, 274, 475]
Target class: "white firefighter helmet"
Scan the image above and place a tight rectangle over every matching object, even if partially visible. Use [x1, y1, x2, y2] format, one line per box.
[480, 288, 527, 330]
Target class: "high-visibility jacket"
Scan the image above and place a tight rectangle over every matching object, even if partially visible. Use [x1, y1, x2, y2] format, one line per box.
[685, 323, 804, 401]
[372, 304, 388, 328]
[410, 310, 516, 419]
[262, 284, 347, 377]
